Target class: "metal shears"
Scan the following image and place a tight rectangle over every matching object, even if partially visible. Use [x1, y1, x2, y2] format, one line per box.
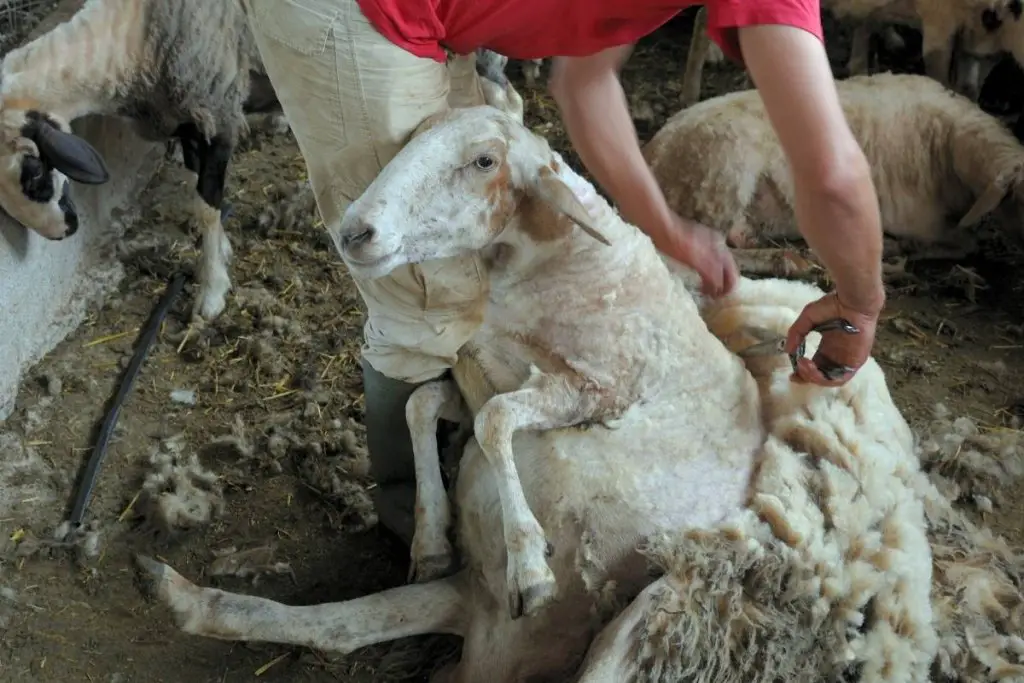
[737, 318, 860, 381]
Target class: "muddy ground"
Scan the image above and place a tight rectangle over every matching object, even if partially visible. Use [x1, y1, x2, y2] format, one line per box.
[1, 9, 1023, 683]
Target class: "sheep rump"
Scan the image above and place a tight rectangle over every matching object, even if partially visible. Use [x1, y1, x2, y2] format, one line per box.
[623, 279, 1024, 683]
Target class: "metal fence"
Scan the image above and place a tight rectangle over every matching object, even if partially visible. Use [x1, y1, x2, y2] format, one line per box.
[0, 0, 58, 54]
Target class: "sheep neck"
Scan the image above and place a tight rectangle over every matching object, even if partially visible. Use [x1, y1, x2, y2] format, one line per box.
[1, 0, 145, 121]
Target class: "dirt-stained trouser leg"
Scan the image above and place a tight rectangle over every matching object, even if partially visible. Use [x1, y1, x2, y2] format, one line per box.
[243, 0, 488, 545]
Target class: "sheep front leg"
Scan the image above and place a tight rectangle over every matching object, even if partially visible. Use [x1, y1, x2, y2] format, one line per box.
[179, 125, 234, 321]
[192, 194, 234, 320]
[136, 555, 467, 651]
[921, 24, 956, 87]
[522, 59, 543, 87]
[406, 379, 468, 583]
[847, 23, 874, 75]
[473, 371, 583, 619]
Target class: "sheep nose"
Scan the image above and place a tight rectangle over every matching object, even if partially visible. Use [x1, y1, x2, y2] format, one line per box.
[63, 210, 79, 236]
[59, 184, 79, 236]
[341, 220, 376, 250]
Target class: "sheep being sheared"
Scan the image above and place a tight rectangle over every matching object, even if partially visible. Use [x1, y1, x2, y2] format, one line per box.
[136, 106, 1024, 683]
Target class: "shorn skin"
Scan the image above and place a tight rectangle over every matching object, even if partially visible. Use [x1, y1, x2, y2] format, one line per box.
[0, 0, 276, 320]
[644, 72, 1024, 266]
[137, 107, 1024, 683]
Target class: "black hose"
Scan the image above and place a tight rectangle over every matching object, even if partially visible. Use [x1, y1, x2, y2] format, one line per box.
[67, 271, 186, 528]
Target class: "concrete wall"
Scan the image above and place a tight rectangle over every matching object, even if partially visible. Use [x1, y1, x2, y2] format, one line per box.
[0, 0, 165, 420]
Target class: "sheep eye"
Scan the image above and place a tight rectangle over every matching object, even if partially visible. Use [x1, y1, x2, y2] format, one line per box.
[474, 155, 496, 171]
[982, 8, 1002, 31]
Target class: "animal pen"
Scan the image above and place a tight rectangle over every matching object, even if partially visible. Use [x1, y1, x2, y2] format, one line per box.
[0, 0, 56, 53]
[0, 2, 1022, 682]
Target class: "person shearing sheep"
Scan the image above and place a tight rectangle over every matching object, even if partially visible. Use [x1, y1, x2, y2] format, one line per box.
[242, 0, 886, 542]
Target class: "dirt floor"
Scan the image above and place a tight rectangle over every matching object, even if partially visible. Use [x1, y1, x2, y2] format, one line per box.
[1, 8, 1024, 683]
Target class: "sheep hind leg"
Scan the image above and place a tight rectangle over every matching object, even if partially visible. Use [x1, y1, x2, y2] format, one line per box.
[191, 131, 235, 321]
[406, 379, 467, 583]
[574, 578, 672, 682]
[474, 372, 583, 620]
[136, 555, 468, 651]
[732, 247, 822, 280]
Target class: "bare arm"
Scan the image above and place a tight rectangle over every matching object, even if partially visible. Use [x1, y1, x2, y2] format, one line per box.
[738, 24, 885, 384]
[548, 46, 737, 297]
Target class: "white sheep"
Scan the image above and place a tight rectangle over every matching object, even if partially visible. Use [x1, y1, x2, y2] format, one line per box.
[336, 104, 761, 619]
[679, 0, 999, 109]
[645, 72, 1024, 276]
[0, 0, 283, 320]
[136, 105, 1023, 683]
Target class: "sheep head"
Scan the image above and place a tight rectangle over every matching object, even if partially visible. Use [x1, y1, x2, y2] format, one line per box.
[950, 0, 1024, 98]
[0, 104, 109, 240]
[334, 105, 609, 280]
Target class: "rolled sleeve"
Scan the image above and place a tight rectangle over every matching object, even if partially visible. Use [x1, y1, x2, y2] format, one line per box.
[706, 0, 824, 64]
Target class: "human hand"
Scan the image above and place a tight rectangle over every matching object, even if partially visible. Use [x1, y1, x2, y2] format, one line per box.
[785, 291, 881, 387]
[655, 214, 739, 298]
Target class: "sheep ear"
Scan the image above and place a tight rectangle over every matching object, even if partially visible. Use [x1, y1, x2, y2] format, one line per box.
[958, 173, 1011, 228]
[34, 122, 110, 184]
[532, 165, 611, 245]
[410, 110, 453, 141]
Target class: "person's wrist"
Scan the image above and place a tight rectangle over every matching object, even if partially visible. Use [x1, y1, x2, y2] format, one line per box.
[836, 282, 885, 318]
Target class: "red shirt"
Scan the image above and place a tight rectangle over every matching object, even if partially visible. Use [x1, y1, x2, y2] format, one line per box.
[356, 0, 823, 64]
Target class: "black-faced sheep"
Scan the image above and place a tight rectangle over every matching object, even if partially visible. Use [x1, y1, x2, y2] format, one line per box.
[0, 0, 282, 320]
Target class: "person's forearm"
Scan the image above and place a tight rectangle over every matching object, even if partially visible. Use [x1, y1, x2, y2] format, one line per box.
[550, 69, 673, 240]
[793, 152, 886, 314]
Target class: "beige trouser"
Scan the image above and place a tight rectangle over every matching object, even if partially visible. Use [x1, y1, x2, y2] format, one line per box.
[243, 0, 488, 385]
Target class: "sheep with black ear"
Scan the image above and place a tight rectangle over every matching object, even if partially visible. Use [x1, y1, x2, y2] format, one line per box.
[0, 0, 282, 320]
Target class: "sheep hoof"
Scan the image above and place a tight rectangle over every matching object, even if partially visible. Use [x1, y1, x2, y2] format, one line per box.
[409, 551, 456, 583]
[134, 554, 178, 603]
[134, 554, 210, 635]
[508, 572, 558, 619]
[192, 291, 227, 321]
